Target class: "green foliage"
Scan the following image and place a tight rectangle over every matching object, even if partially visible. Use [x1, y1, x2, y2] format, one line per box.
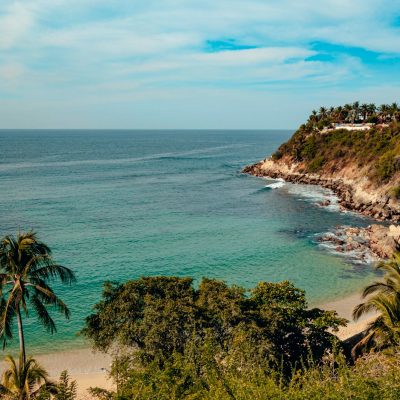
[271, 150, 283, 160]
[367, 114, 379, 123]
[83, 277, 346, 398]
[307, 156, 325, 172]
[390, 186, 400, 199]
[0, 231, 76, 365]
[375, 152, 400, 182]
[54, 371, 77, 400]
[95, 348, 400, 399]
[275, 119, 400, 184]
[300, 136, 317, 160]
[352, 255, 400, 356]
[0, 355, 57, 399]
[88, 387, 114, 400]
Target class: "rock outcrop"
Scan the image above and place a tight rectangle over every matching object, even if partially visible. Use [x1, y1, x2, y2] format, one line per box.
[243, 158, 400, 223]
[318, 225, 400, 261]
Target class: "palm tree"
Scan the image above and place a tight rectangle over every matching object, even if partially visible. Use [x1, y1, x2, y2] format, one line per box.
[319, 106, 327, 119]
[343, 103, 352, 122]
[368, 103, 376, 116]
[0, 232, 76, 364]
[352, 101, 360, 123]
[0, 355, 57, 399]
[379, 104, 389, 122]
[336, 106, 343, 122]
[360, 103, 369, 121]
[352, 254, 400, 355]
[391, 102, 399, 122]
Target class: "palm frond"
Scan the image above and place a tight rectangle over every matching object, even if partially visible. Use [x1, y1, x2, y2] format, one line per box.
[1, 355, 53, 399]
[352, 254, 400, 355]
[353, 301, 376, 320]
[30, 294, 57, 334]
[362, 282, 395, 297]
[33, 284, 71, 319]
[30, 263, 76, 285]
[0, 286, 19, 344]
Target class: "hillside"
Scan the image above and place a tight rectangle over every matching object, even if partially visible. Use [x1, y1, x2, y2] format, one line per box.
[243, 104, 400, 222]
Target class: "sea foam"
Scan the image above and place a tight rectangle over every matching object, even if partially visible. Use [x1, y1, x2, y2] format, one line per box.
[265, 178, 285, 189]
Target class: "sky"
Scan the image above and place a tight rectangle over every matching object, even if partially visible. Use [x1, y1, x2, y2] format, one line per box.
[1, 0, 400, 129]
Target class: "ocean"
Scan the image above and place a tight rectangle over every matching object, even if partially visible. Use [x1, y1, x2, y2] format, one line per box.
[0, 130, 376, 354]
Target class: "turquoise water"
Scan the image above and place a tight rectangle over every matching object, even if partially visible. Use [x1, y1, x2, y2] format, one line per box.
[0, 130, 376, 354]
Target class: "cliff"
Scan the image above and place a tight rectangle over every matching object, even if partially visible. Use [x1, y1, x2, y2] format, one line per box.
[243, 122, 400, 223]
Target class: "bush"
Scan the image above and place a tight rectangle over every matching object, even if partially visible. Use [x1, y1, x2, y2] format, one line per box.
[308, 156, 325, 172]
[390, 186, 400, 199]
[301, 136, 317, 160]
[375, 153, 399, 182]
[271, 150, 283, 160]
[367, 114, 379, 123]
[92, 348, 400, 399]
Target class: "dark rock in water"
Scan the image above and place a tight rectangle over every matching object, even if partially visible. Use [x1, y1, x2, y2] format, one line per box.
[318, 199, 331, 207]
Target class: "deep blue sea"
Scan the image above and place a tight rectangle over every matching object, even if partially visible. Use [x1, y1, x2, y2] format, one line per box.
[0, 130, 376, 354]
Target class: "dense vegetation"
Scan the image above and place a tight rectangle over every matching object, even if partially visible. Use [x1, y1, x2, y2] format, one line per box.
[82, 277, 344, 398]
[83, 277, 345, 370]
[82, 267, 400, 400]
[272, 102, 400, 184]
[97, 350, 400, 400]
[2, 231, 400, 399]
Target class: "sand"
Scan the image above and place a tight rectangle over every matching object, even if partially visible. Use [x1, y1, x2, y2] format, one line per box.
[0, 348, 114, 399]
[0, 292, 376, 399]
[321, 291, 376, 340]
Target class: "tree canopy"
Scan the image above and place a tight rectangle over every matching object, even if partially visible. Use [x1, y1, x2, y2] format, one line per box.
[83, 277, 346, 376]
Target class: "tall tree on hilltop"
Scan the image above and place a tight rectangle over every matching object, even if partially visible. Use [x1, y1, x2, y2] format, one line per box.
[391, 102, 399, 122]
[352, 101, 360, 123]
[0, 231, 76, 364]
[361, 103, 369, 121]
[379, 104, 389, 122]
[368, 103, 376, 116]
[319, 107, 327, 119]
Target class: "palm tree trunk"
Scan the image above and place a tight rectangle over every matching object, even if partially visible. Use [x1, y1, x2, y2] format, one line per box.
[16, 306, 26, 365]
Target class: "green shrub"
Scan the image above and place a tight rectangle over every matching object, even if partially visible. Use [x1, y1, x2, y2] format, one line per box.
[367, 114, 379, 123]
[301, 137, 317, 160]
[271, 150, 283, 160]
[390, 186, 400, 199]
[308, 156, 325, 172]
[375, 153, 399, 182]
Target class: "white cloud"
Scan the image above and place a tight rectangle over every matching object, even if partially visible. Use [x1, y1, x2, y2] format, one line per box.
[0, 0, 399, 127]
[0, 2, 34, 49]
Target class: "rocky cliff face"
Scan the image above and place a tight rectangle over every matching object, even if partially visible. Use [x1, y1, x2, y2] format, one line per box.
[243, 157, 400, 223]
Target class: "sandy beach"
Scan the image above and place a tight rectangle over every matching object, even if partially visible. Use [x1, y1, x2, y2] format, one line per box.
[321, 291, 375, 340]
[0, 348, 114, 399]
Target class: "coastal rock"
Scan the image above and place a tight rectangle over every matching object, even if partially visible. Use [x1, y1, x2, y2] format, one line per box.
[317, 224, 400, 262]
[242, 158, 400, 223]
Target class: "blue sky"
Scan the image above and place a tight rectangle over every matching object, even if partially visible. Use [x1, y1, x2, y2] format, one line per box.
[1, 0, 400, 129]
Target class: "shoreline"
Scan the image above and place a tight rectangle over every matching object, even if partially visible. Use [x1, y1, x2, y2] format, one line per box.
[320, 291, 375, 341]
[243, 158, 400, 223]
